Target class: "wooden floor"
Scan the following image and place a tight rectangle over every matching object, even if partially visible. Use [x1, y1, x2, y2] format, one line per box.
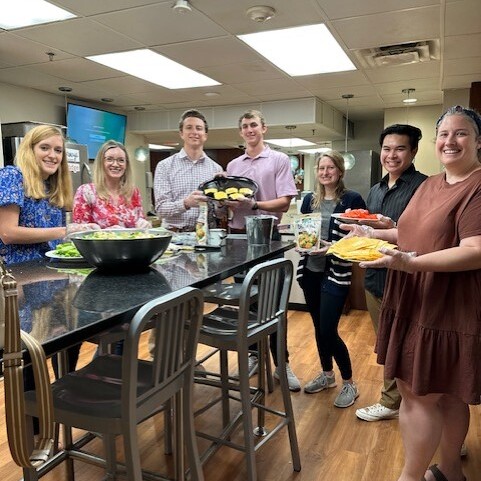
[1, 308, 480, 481]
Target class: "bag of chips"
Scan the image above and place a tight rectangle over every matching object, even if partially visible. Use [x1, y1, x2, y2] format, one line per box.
[293, 214, 322, 252]
[195, 202, 209, 245]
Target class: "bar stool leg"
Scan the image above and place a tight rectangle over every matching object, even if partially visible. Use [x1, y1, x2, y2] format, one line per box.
[238, 349, 258, 481]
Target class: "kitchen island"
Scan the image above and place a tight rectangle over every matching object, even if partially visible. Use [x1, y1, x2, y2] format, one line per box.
[8, 238, 294, 359]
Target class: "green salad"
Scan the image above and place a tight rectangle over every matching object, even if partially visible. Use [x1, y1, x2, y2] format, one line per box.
[54, 242, 82, 257]
[82, 231, 161, 240]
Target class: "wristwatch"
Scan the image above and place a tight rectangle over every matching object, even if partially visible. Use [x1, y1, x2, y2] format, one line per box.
[251, 201, 259, 210]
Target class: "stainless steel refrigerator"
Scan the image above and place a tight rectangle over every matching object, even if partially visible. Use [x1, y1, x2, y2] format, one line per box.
[1, 121, 91, 193]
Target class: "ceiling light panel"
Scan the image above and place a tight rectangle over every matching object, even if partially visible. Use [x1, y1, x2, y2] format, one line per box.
[238, 24, 356, 77]
[0, 0, 76, 29]
[265, 138, 316, 147]
[87, 49, 221, 89]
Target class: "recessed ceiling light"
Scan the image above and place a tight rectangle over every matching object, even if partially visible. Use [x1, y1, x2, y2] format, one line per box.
[149, 144, 175, 150]
[298, 147, 332, 154]
[265, 138, 316, 148]
[0, 0, 76, 29]
[87, 49, 221, 89]
[204, 92, 220, 97]
[134, 106, 146, 111]
[101, 98, 114, 102]
[238, 24, 356, 76]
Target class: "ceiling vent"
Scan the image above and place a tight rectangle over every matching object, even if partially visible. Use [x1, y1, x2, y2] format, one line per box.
[354, 40, 440, 68]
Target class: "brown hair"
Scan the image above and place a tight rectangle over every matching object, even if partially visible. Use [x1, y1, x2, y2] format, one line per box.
[238, 109, 266, 129]
[311, 150, 346, 209]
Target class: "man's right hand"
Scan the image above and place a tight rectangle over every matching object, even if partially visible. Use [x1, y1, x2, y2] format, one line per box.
[184, 190, 207, 209]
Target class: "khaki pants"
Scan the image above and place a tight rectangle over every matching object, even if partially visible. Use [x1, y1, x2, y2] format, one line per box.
[365, 290, 401, 410]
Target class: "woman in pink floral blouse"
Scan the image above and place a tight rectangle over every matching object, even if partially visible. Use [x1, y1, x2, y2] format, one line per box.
[73, 140, 151, 229]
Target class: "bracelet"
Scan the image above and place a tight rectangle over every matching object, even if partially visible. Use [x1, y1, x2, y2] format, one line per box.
[251, 201, 258, 210]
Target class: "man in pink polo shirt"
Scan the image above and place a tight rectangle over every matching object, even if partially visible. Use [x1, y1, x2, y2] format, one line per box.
[226, 109, 300, 391]
[227, 109, 298, 239]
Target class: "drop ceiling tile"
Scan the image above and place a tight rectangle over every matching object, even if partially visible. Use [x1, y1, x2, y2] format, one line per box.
[154, 37, 262, 69]
[316, 0, 438, 19]
[12, 18, 142, 57]
[444, 58, 481, 77]
[364, 62, 440, 84]
[233, 78, 311, 96]
[0, 66, 66, 89]
[332, 6, 440, 50]
[94, 3, 227, 46]
[192, 0, 324, 35]
[309, 85, 379, 101]
[444, 33, 481, 59]
[79, 76, 162, 95]
[202, 61, 285, 85]
[294, 71, 370, 90]
[443, 74, 481, 89]
[53, 0, 164, 16]
[34, 58, 124, 82]
[374, 78, 440, 95]
[445, 0, 481, 36]
[0, 33, 73, 67]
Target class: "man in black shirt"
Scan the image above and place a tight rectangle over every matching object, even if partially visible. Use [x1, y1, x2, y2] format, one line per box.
[355, 124, 427, 422]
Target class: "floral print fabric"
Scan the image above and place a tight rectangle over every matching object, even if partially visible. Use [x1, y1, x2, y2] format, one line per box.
[0, 166, 65, 265]
[73, 183, 146, 228]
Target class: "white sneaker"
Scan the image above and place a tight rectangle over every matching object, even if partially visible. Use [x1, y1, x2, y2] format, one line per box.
[355, 402, 399, 421]
[274, 363, 301, 392]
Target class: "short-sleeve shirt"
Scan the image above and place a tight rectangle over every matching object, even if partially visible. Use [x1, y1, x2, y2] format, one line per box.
[226, 145, 298, 229]
[0, 166, 65, 264]
[153, 149, 222, 231]
[73, 183, 146, 228]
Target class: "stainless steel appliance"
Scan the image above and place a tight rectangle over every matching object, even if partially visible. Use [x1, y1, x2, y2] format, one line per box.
[1, 121, 91, 192]
[343, 149, 382, 201]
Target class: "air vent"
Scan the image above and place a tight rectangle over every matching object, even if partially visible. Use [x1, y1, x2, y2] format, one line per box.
[354, 40, 440, 68]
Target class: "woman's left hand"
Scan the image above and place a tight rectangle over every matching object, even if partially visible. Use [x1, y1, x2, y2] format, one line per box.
[359, 247, 417, 273]
[135, 218, 152, 229]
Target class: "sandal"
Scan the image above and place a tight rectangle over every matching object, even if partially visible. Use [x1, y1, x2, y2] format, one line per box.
[424, 464, 466, 481]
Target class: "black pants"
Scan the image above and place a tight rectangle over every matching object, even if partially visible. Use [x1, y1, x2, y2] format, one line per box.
[301, 268, 352, 380]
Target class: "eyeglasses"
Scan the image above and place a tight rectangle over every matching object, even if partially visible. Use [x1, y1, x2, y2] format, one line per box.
[104, 157, 127, 165]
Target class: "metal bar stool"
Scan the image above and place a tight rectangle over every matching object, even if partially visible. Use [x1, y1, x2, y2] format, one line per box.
[24, 287, 205, 481]
[195, 258, 301, 481]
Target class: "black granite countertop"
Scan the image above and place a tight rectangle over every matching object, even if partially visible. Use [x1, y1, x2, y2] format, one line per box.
[6, 239, 294, 357]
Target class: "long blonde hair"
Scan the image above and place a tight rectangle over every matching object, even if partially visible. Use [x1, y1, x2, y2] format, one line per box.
[15, 125, 72, 210]
[311, 150, 346, 210]
[92, 140, 135, 201]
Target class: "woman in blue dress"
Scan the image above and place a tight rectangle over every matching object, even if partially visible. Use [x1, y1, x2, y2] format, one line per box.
[0, 124, 95, 264]
[0, 125, 96, 427]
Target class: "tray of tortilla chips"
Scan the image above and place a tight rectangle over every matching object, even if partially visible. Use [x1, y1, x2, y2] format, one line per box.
[327, 236, 397, 262]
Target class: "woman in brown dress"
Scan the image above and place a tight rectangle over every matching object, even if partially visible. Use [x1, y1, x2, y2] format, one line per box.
[344, 105, 481, 481]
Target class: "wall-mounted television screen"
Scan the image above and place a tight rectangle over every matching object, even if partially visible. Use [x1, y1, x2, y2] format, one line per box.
[67, 103, 127, 159]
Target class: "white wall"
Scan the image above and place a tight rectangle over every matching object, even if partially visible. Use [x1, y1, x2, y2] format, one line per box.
[0, 82, 152, 210]
[384, 105, 443, 176]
